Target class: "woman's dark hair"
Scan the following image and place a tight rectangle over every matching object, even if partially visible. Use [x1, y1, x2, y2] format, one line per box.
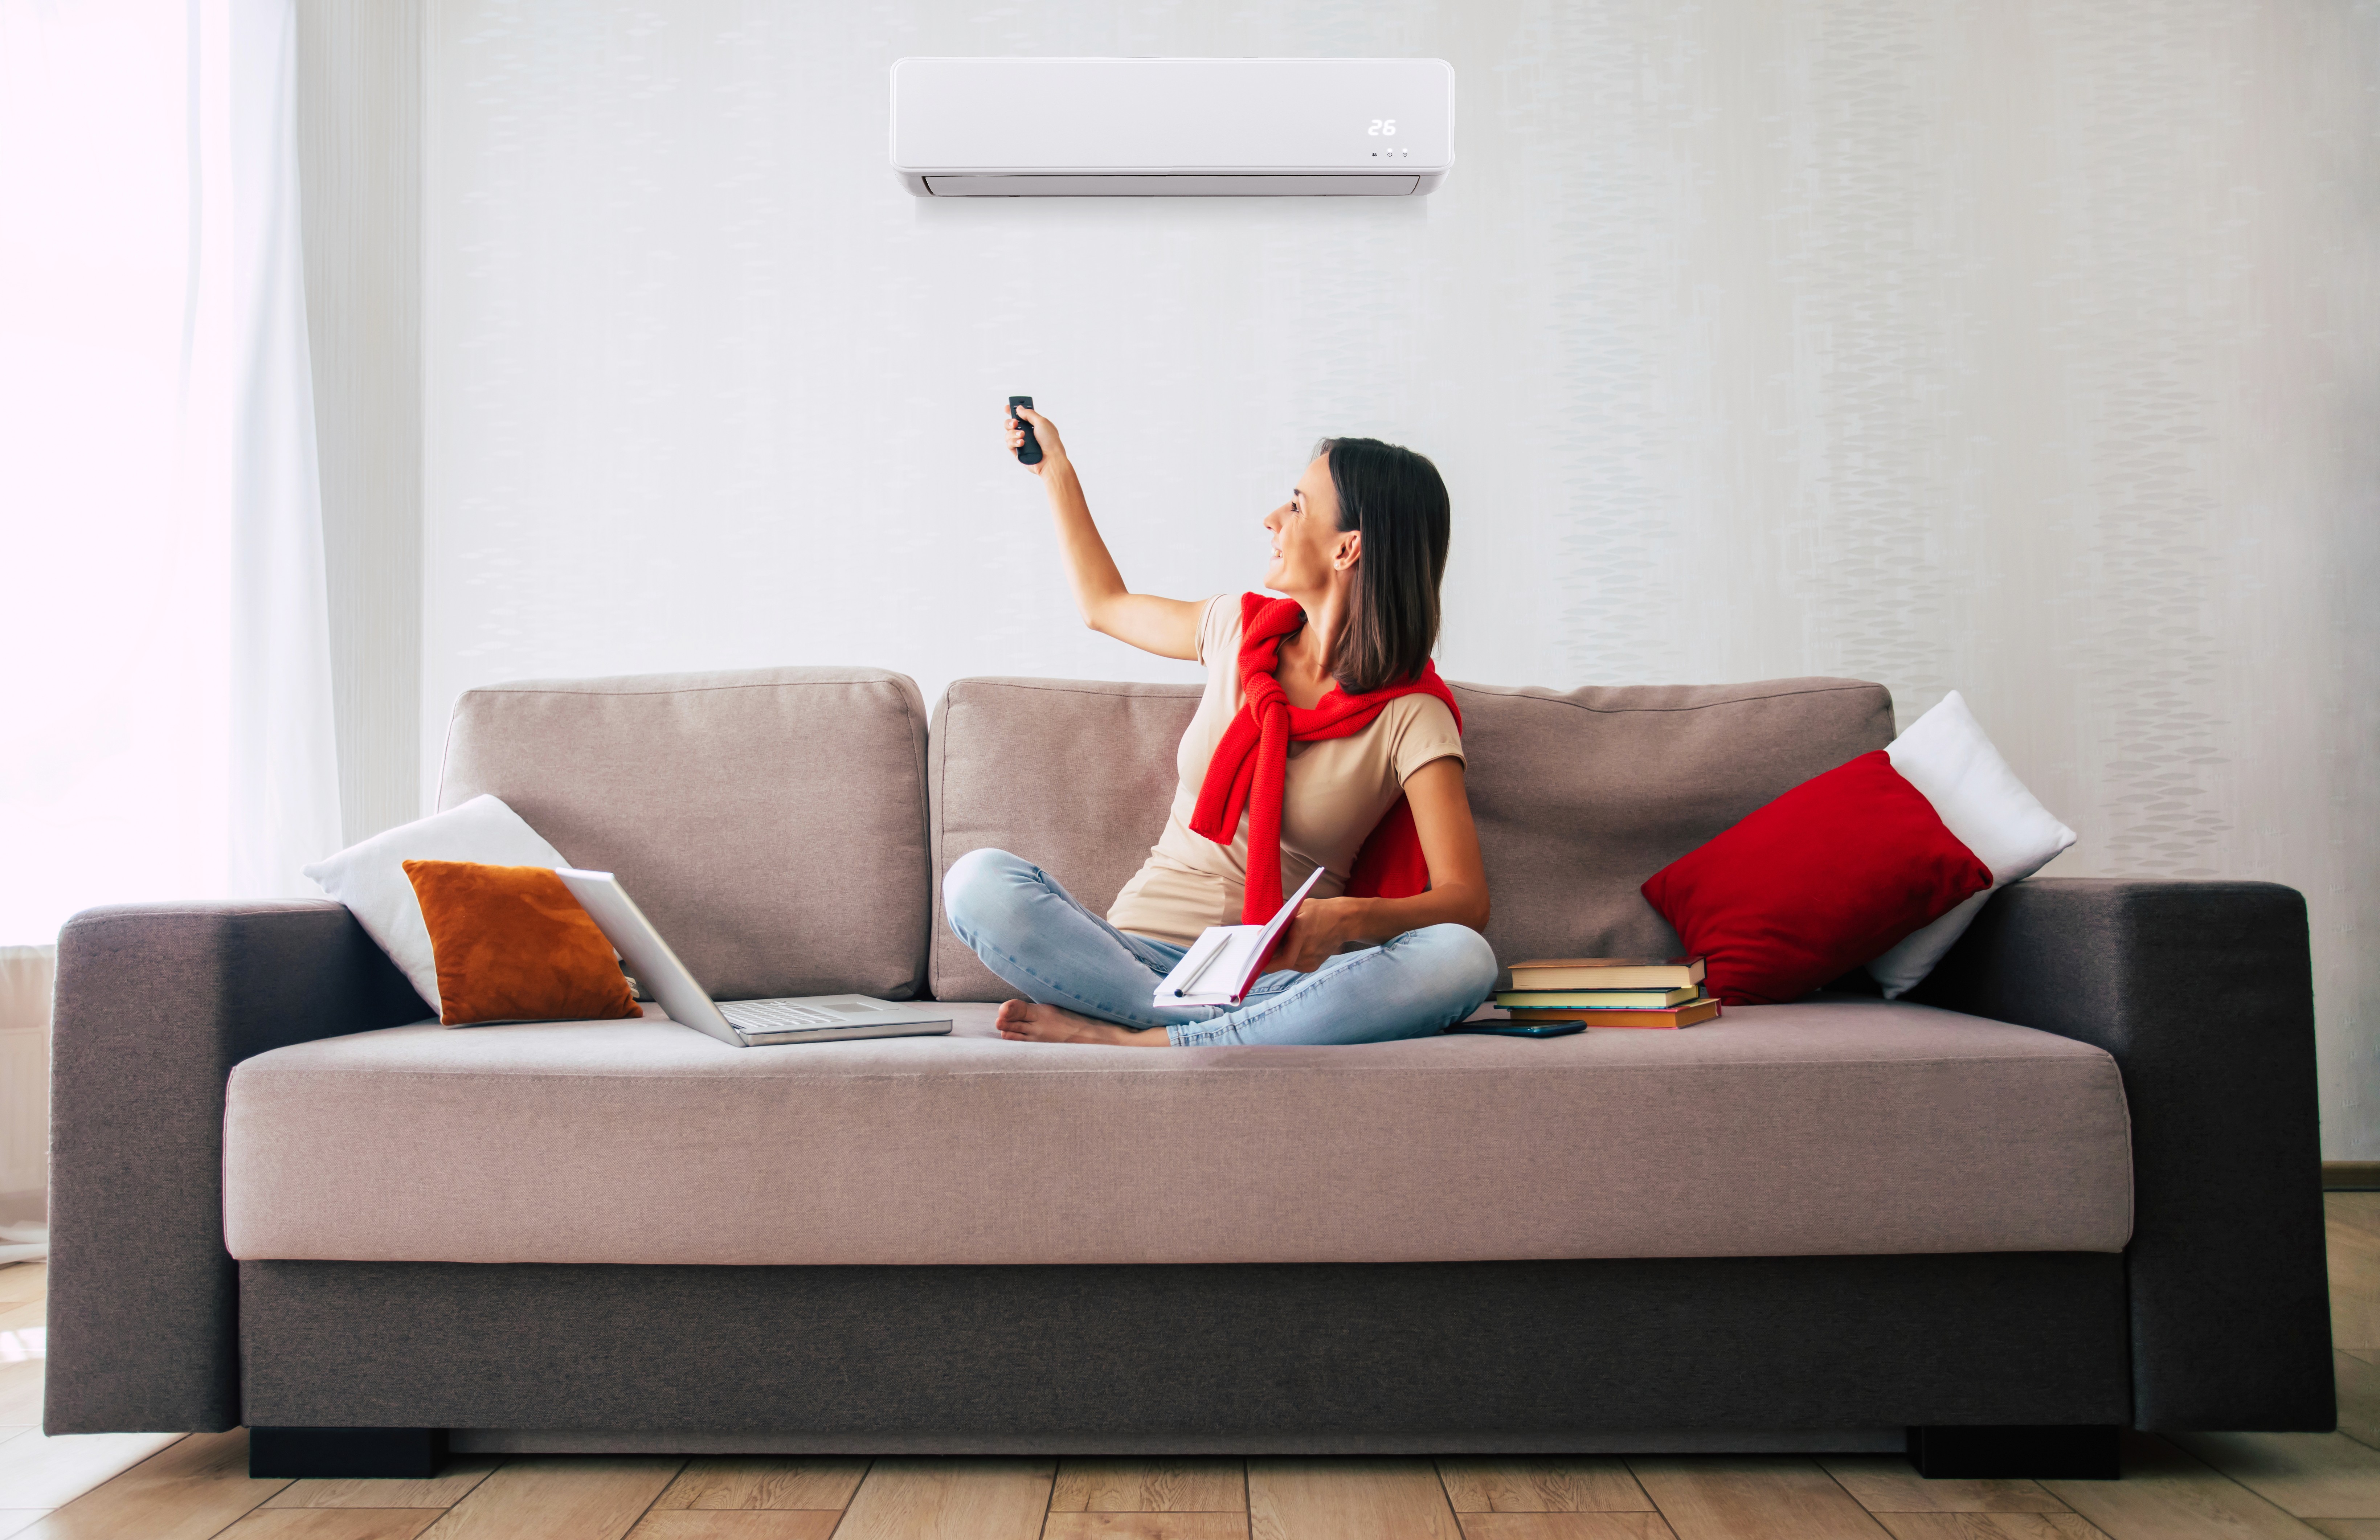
[1314, 436, 1451, 695]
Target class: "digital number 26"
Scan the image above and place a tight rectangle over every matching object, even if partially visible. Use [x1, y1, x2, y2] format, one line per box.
[1367, 119, 1398, 136]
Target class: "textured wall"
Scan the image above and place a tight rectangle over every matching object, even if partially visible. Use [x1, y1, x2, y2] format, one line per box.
[423, 1, 2380, 1150]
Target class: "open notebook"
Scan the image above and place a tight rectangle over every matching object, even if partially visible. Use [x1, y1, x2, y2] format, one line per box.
[1152, 866, 1326, 1009]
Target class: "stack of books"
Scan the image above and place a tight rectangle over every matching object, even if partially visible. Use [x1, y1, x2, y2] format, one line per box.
[1496, 956, 1720, 1028]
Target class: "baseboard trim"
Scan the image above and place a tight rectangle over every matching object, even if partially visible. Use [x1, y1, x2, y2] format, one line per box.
[2324, 1163, 2380, 1191]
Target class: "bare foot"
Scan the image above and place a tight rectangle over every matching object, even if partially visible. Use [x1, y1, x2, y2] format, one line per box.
[994, 1000, 1168, 1046]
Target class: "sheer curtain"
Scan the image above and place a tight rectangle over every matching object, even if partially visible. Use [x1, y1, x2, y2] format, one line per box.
[0, 0, 343, 1252]
[228, 0, 342, 896]
[0, 0, 340, 941]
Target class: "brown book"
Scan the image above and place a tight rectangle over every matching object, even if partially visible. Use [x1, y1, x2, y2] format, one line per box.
[1506, 996, 1722, 1030]
[1507, 956, 1706, 991]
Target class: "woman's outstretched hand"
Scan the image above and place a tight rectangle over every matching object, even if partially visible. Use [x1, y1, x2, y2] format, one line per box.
[1004, 405, 1066, 476]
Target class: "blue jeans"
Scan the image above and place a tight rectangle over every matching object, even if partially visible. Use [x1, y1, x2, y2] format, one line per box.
[942, 847, 1498, 1047]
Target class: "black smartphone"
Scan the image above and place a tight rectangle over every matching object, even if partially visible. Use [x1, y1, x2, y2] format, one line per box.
[1008, 396, 1042, 465]
[1443, 1019, 1587, 1038]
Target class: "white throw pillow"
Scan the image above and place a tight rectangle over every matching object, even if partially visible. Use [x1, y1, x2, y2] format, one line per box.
[301, 794, 570, 1016]
[1867, 691, 2077, 999]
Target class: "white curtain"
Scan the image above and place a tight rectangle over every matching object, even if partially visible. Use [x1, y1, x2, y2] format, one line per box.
[229, 0, 343, 897]
[0, 0, 342, 950]
[0, 0, 340, 1257]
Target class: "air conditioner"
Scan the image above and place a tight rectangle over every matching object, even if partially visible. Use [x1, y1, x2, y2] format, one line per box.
[890, 57, 1453, 197]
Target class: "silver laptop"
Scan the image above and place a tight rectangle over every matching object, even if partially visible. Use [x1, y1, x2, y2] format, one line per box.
[555, 868, 951, 1047]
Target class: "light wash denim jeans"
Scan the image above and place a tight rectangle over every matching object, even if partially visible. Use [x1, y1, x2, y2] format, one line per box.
[942, 847, 1498, 1047]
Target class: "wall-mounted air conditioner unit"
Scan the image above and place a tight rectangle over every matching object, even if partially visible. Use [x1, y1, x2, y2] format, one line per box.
[890, 57, 1454, 197]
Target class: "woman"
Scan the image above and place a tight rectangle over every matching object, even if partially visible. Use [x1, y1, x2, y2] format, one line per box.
[943, 405, 1498, 1047]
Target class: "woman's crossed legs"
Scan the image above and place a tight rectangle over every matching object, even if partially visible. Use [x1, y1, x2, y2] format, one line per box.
[941, 847, 1496, 1048]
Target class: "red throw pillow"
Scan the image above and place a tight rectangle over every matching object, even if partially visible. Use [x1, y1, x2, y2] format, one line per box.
[1640, 751, 1992, 1007]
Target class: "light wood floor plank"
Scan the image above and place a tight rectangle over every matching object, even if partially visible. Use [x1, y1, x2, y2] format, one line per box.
[0, 1362, 42, 1427]
[0, 1270, 44, 1307]
[1820, 1457, 2071, 1515]
[1044, 1515, 1253, 1540]
[831, 1458, 1054, 1540]
[2337, 1354, 2380, 1453]
[2329, 1197, 2380, 1244]
[1628, 1457, 1890, 1540]
[263, 1458, 502, 1510]
[1457, 1515, 1676, 1539]
[214, 1511, 446, 1540]
[649, 1459, 869, 1512]
[1438, 1459, 1651, 1513]
[2308, 1521, 2380, 1539]
[0, 1429, 186, 1511]
[2041, 1433, 2327, 1539]
[625, 1513, 841, 1540]
[0, 1306, 41, 1337]
[2330, 1219, 2380, 1352]
[2170, 1433, 2380, 1519]
[20, 1428, 285, 1540]
[1871, 1518, 2108, 1539]
[1052, 1459, 1246, 1512]
[1248, 1459, 1460, 1540]
[416, 1457, 683, 1540]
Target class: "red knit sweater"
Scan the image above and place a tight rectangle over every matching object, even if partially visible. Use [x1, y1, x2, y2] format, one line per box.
[1189, 592, 1463, 923]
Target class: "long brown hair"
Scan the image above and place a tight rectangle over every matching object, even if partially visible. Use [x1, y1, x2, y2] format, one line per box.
[1314, 436, 1451, 695]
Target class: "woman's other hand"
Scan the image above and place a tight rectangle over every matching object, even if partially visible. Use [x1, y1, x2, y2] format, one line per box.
[1004, 405, 1066, 475]
[1271, 895, 1363, 973]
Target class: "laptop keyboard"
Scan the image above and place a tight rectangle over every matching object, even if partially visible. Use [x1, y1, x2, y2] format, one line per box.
[720, 999, 844, 1031]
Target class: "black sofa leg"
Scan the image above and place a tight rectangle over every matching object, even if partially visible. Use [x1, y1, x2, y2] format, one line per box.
[249, 1427, 448, 1479]
[1907, 1425, 2120, 1480]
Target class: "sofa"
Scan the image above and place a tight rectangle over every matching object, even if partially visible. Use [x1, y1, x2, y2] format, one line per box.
[43, 665, 2334, 1479]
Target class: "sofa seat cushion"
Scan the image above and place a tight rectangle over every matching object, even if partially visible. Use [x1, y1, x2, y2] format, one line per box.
[222, 999, 2131, 1267]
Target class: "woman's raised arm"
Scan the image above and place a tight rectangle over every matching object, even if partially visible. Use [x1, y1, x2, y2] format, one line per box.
[1007, 406, 1204, 662]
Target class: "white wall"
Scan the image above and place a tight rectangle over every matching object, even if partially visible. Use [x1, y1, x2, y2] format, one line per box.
[422, 1, 2380, 1151]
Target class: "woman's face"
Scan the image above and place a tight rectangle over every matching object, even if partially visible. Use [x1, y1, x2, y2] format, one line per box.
[1262, 455, 1357, 596]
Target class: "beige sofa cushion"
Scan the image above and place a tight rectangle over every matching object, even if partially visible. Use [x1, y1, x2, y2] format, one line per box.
[439, 667, 931, 1001]
[222, 999, 2131, 1267]
[929, 675, 1894, 1001]
[929, 678, 1202, 1002]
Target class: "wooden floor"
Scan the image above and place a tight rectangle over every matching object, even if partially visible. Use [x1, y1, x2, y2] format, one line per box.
[10, 1196, 2380, 1539]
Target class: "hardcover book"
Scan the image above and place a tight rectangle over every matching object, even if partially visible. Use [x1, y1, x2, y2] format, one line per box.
[1507, 996, 1722, 1029]
[1494, 985, 1701, 1009]
[1506, 956, 1706, 991]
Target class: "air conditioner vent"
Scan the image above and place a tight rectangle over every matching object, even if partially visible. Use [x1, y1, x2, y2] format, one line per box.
[892, 58, 1454, 198]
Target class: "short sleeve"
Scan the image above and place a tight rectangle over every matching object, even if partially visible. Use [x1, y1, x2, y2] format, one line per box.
[1194, 593, 1234, 666]
[1389, 695, 1465, 785]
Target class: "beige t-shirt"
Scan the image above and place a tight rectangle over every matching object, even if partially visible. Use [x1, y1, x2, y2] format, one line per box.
[1106, 594, 1466, 947]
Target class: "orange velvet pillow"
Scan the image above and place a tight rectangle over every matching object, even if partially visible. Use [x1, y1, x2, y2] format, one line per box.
[401, 860, 641, 1026]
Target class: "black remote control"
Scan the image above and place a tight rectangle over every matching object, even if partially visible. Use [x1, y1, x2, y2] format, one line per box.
[1008, 396, 1043, 465]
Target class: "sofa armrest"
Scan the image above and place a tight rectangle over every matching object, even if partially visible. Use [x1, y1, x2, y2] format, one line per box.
[1912, 878, 2332, 1430]
[46, 901, 428, 1433]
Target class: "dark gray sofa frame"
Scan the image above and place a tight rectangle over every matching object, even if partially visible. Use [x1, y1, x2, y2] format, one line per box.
[45, 879, 2334, 1473]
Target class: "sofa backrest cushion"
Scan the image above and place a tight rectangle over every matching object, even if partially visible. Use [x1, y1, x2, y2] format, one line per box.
[439, 667, 931, 1001]
[930, 679, 1203, 1002]
[1457, 678, 1897, 972]
[929, 674, 1893, 1000]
